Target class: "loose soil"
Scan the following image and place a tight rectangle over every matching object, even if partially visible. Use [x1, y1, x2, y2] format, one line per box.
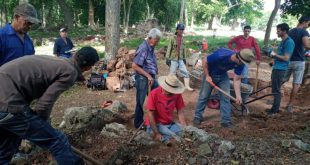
[29, 59, 310, 165]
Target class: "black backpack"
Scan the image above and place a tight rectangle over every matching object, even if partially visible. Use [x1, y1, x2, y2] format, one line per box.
[87, 73, 105, 90]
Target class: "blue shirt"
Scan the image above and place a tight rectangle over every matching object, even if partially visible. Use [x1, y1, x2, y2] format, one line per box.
[288, 28, 310, 61]
[133, 40, 158, 75]
[206, 48, 244, 76]
[0, 24, 35, 66]
[273, 37, 295, 70]
[53, 37, 74, 58]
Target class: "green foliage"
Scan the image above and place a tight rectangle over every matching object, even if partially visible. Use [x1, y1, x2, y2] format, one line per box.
[195, 0, 228, 25]
[281, 0, 310, 16]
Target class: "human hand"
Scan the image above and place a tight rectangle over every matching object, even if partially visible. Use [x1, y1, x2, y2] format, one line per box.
[270, 51, 276, 58]
[206, 76, 212, 83]
[235, 96, 242, 105]
[101, 100, 113, 108]
[256, 60, 260, 65]
[147, 76, 154, 86]
[154, 133, 162, 141]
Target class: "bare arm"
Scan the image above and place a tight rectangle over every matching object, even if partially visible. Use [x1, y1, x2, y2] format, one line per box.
[132, 63, 154, 86]
[202, 54, 211, 81]
[272, 52, 290, 61]
[148, 110, 162, 141]
[233, 75, 242, 104]
[177, 109, 187, 126]
[302, 36, 310, 50]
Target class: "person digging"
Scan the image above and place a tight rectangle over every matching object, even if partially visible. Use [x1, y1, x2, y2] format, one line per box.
[193, 48, 255, 128]
[0, 46, 99, 164]
[144, 74, 187, 146]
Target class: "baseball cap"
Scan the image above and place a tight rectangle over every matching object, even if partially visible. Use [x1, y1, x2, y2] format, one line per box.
[238, 49, 255, 65]
[14, 3, 40, 24]
[176, 24, 185, 30]
[59, 28, 67, 32]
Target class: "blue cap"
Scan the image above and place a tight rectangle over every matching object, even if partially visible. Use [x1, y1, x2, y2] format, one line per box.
[176, 24, 185, 30]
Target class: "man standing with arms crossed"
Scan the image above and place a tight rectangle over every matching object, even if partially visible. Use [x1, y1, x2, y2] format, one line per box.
[228, 25, 261, 84]
[284, 16, 310, 112]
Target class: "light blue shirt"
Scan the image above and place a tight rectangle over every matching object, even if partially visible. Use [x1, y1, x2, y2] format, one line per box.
[273, 37, 295, 70]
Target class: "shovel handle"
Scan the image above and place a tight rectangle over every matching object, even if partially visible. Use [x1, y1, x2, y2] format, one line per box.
[207, 80, 237, 102]
[71, 146, 102, 165]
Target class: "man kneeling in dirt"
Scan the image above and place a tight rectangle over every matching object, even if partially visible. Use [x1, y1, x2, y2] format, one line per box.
[144, 74, 187, 145]
[0, 47, 99, 164]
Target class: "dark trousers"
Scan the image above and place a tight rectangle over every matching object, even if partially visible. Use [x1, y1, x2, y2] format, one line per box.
[0, 108, 83, 165]
[271, 69, 286, 113]
[134, 73, 158, 128]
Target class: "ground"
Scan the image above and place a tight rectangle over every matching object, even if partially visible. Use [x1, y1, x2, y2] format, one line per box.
[26, 57, 310, 165]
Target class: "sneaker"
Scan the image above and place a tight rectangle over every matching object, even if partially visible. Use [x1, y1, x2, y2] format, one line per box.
[221, 122, 233, 128]
[193, 118, 201, 127]
[285, 105, 293, 113]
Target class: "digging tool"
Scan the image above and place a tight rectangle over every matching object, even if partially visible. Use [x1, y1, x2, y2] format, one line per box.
[207, 80, 238, 102]
[254, 64, 259, 94]
[71, 146, 103, 165]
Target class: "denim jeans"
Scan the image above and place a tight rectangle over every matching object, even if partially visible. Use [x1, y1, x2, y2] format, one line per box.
[194, 74, 231, 124]
[169, 60, 189, 78]
[241, 65, 249, 84]
[0, 108, 83, 165]
[146, 122, 183, 143]
[271, 69, 286, 113]
[134, 73, 158, 128]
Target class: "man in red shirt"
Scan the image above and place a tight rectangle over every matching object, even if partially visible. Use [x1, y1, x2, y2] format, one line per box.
[144, 74, 187, 145]
[228, 25, 261, 84]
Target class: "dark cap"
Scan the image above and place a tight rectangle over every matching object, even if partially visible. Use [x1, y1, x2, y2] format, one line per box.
[176, 24, 185, 30]
[298, 16, 310, 23]
[59, 28, 67, 32]
[14, 3, 40, 24]
[76, 46, 99, 68]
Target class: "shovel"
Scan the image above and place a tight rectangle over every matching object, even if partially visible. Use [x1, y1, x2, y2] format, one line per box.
[254, 64, 259, 95]
[207, 80, 238, 102]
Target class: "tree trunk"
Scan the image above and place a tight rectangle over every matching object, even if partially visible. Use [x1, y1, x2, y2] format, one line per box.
[41, 1, 46, 29]
[124, 0, 132, 34]
[146, 0, 150, 19]
[19, 0, 28, 4]
[208, 15, 215, 30]
[122, 0, 126, 28]
[263, 0, 281, 46]
[105, 0, 120, 61]
[179, 0, 185, 23]
[185, 6, 188, 29]
[230, 18, 238, 30]
[88, 0, 96, 30]
[57, 0, 74, 28]
[190, 12, 194, 31]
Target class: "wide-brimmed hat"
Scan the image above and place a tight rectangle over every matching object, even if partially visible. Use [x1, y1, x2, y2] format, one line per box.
[14, 3, 40, 24]
[158, 75, 185, 94]
[238, 49, 255, 65]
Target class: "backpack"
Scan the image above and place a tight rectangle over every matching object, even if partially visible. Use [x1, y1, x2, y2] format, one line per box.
[87, 73, 105, 90]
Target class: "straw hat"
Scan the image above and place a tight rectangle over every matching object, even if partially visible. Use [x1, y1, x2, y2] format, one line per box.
[158, 74, 185, 94]
[238, 49, 255, 65]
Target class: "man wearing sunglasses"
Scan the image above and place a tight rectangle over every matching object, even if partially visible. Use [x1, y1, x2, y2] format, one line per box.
[228, 25, 261, 84]
[0, 3, 40, 67]
[193, 48, 255, 128]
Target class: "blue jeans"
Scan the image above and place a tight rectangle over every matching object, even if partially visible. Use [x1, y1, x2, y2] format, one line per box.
[169, 60, 189, 78]
[194, 74, 231, 124]
[146, 122, 183, 143]
[271, 69, 286, 113]
[0, 108, 83, 165]
[241, 65, 249, 84]
[134, 73, 158, 128]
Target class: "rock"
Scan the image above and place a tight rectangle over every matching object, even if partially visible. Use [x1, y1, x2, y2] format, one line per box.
[292, 139, 310, 152]
[218, 140, 235, 155]
[20, 140, 33, 153]
[281, 139, 292, 148]
[199, 158, 208, 165]
[188, 157, 197, 165]
[115, 159, 123, 165]
[101, 123, 129, 138]
[61, 106, 120, 130]
[133, 131, 156, 146]
[184, 126, 215, 143]
[198, 143, 213, 156]
[106, 100, 128, 113]
[115, 59, 124, 69]
[106, 77, 120, 90]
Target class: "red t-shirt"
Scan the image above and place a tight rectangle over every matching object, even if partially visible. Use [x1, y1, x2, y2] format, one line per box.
[227, 35, 261, 61]
[144, 87, 185, 125]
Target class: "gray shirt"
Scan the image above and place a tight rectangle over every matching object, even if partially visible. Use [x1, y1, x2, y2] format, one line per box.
[0, 55, 82, 119]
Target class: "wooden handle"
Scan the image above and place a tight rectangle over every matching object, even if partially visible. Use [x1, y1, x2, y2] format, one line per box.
[207, 80, 237, 102]
[71, 146, 103, 165]
[254, 65, 259, 93]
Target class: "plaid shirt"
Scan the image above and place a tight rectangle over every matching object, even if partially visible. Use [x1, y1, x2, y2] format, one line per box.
[133, 40, 158, 75]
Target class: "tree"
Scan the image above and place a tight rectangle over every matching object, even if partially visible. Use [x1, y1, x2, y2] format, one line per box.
[263, 0, 281, 46]
[57, 0, 74, 28]
[179, 0, 185, 23]
[88, 0, 97, 30]
[123, 0, 133, 34]
[19, 0, 28, 4]
[105, 0, 120, 61]
[281, 0, 310, 16]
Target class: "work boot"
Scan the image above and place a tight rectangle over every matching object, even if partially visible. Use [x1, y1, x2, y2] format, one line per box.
[184, 78, 194, 91]
[193, 118, 201, 127]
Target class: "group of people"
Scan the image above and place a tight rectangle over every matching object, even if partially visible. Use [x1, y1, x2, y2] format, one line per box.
[0, 2, 309, 164]
[133, 17, 310, 145]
